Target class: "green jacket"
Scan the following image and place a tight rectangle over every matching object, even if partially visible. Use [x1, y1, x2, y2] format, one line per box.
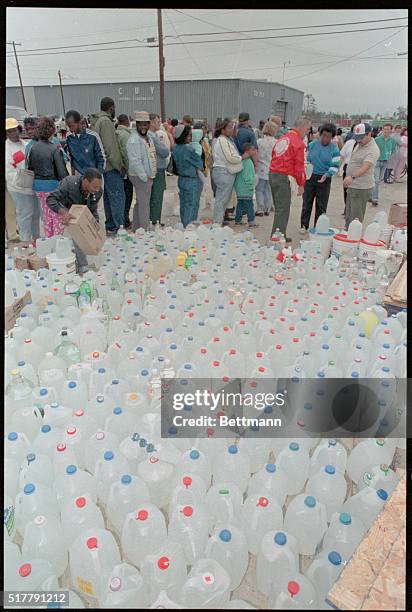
[234, 157, 255, 199]
[90, 111, 123, 172]
[116, 125, 132, 172]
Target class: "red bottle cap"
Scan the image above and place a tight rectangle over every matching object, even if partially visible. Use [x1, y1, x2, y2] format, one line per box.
[158, 556, 170, 570]
[288, 581, 300, 597]
[87, 537, 98, 549]
[182, 506, 193, 517]
[136, 510, 148, 521]
[76, 497, 86, 508]
[183, 476, 192, 488]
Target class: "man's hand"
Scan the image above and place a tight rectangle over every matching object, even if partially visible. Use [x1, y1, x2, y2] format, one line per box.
[343, 175, 354, 188]
[58, 209, 75, 225]
[297, 185, 304, 196]
[318, 174, 328, 183]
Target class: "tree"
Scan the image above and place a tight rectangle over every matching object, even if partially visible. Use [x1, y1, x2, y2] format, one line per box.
[394, 106, 407, 120]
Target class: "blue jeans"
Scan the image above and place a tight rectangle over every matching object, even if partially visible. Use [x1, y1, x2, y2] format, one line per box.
[235, 198, 255, 223]
[9, 191, 40, 242]
[212, 167, 236, 224]
[178, 176, 201, 228]
[255, 178, 273, 213]
[103, 170, 126, 231]
[371, 160, 387, 202]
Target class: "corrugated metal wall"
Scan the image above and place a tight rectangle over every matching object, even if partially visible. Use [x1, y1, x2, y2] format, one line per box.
[6, 79, 303, 126]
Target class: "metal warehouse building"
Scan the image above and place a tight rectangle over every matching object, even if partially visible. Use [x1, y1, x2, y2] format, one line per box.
[6, 79, 304, 127]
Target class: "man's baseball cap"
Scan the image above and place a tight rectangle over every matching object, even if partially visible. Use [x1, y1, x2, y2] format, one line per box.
[353, 123, 372, 141]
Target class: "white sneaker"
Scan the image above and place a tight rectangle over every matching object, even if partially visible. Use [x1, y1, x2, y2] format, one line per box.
[299, 227, 307, 235]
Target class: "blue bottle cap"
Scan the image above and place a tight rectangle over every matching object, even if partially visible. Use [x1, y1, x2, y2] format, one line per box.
[190, 450, 200, 460]
[98, 368, 106, 373]
[141, 369, 149, 376]
[24, 483, 35, 494]
[66, 465, 77, 475]
[170, 344, 177, 350]
[219, 529, 232, 542]
[289, 442, 299, 451]
[328, 551, 342, 566]
[322, 344, 330, 350]
[40, 388, 48, 396]
[136, 346, 144, 352]
[68, 381, 76, 389]
[112, 380, 119, 385]
[340, 512, 352, 525]
[104, 451, 114, 461]
[41, 425, 51, 433]
[351, 372, 359, 378]
[305, 495, 316, 508]
[8, 432, 18, 441]
[27, 453, 36, 463]
[17, 361, 25, 366]
[304, 403, 312, 410]
[121, 474, 132, 485]
[228, 445, 238, 454]
[377, 489, 388, 501]
[328, 439, 337, 446]
[184, 364, 192, 370]
[168, 426, 177, 435]
[113, 407, 122, 415]
[383, 343, 390, 349]
[274, 532, 287, 546]
[325, 465, 336, 475]
[382, 367, 390, 373]
[266, 463, 276, 473]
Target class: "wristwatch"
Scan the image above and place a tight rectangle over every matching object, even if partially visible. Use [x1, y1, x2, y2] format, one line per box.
[351, 176, 357, 180]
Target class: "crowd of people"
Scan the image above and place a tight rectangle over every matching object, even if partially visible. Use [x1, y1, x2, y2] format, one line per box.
[5, 96, 407, 271]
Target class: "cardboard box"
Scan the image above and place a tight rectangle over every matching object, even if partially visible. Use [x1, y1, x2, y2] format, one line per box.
[14, 255, 29, 270]
[27, 253, 48, 271]
[5, 290, 32, 332]
[388, 203, 407, 227]
[66, 204, 105, 255]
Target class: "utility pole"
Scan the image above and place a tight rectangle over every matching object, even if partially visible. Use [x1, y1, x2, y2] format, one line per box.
[8, 41, 27, 112]
[58, 70, 66, 117]
[282, 60, 290, 88]
[157, 9, 166, 122]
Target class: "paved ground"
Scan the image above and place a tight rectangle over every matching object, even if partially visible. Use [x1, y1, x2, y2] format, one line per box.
[158, 172, 407, 246]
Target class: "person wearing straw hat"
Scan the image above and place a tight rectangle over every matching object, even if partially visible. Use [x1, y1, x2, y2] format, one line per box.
[126, 110, 157, 230]
[5, 117, 40, 246]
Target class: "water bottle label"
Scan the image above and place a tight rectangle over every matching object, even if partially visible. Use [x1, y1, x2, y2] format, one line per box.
[4, 504, 15, 536]
[76, 576, 94, 596]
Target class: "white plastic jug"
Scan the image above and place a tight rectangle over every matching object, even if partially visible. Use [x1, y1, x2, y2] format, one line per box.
[121, 503, 167, 568]
[322, 512, 366, 561]
[22, 514, 68, 578]
[305, 550, 344, 602]
[205, 481, 243, 534]
[268, 573, 318, 610]
[99, 563, 149, 609]
[137, 455, 175, 508]
[276, 442, 310, 496]
[106, 473, 151, 535]
[212, 444, 251, 494]
[61, 495, 105, 547]
[205, 525, 249, 590]
[341, 487, 389, 530]
[346, 439, 394, 483]
[284, 494, 328, 556]
[168, 503, 209, 566]
[248, 463, 288, 508]
[305, 465, 347, 522]
[240, 494, 284, 555]
[141, 539, 187, 604]
[178, 558, 231, 609]
[256, 530, 299, 596]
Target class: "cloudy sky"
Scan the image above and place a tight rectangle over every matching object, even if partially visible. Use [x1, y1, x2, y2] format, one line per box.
[6, 7, 408, 115]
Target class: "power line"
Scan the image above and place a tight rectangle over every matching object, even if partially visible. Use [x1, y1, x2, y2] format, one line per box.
[6, 24, 408, 58]
[284, 26, 407, 83]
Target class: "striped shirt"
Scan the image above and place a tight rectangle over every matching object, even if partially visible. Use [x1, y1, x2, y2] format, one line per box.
[307, 140, 340, 178]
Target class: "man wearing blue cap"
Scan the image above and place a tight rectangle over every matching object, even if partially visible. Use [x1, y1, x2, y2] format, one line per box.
[343, 123, 379, 228]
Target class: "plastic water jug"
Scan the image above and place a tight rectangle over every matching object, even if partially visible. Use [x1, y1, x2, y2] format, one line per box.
[60, 379, 89, 411]
[85, 430, 119, 474]
[357, 463, 399, 496]
[305, 465, 347, 522]
[248, 463, 288, 508]
[137, 455, 175, 508]
[241, 494, 284, 555]
[256, 530, 299, 596]
[276, 442, 310, 496]
[322, 512, 366, 561]
[18, 453, 54, 490]
[212, 445, 251, 493]
[305, 550, 344, 602]
[94, 450, 131, 505]
[5, 369, 35, 413]
[205, 481, 243, 534]
[176, 448, 212, 488]
[87, 394, 116, 429]
[89, 367, 117, 397]
[315, 214, 330, 234]
[99, 563, 149, 609]
[341, 487, 389, 530]
[15, 482, 60, 537]
[61, 495, 105, 547]
[22, 514, 68, 577]
[347, 219, 362, 242]
[346, 439, 394, 483]
[205, 525, 249, 590]
[268, 573, 318, 610]
[6, 558, 58, 592]
[284, 494, 328, 556]
[121, 503, 167, 568]
[140, 540, 187, 604]
[178, 558, 231, 609]
[168, 503, 209, 565]
[106, 473, 151, 535]
[168, 473, 207, 518]
[8, 406, 43, 444]
[54, 464, 97, 507]
[363, 220, 381, 244]
[310, 439, 348, 476]
[69, 528, 121, 603]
